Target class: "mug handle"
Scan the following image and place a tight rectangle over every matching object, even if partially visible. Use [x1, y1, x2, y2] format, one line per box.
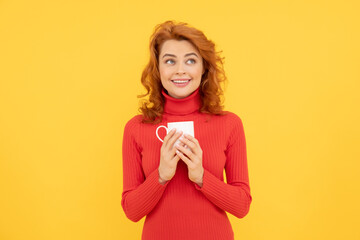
[156, 125, 168, 142]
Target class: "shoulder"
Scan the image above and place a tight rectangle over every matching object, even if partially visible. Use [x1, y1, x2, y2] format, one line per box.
[219, 111, 246, 147]
[125, 114, 143, 126]
[203, 111, 244, 128]
[123, 115, 143, 134]
[219, 111, 245, 139]
[219, 111, 244, 126]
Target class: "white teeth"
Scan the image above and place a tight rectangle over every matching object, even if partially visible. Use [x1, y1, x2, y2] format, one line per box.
[172, 80, 190, 83]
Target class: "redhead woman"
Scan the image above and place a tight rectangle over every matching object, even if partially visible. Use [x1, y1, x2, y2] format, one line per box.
[121, 20, 252, 240]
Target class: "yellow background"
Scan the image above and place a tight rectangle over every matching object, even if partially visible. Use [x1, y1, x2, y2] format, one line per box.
[0, 0, 359, 239]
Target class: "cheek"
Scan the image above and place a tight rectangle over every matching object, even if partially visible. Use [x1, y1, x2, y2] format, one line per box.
[190, 66, 203, 79]
[159, 66, 171, 79]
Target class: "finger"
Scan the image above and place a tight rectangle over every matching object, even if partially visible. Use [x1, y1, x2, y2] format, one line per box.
[175, 144, 195, 161]
[183, 134, 202, 155]
[163, 128, 176, 148]
[169, 146, 178, 157]
[166, 131, 182, 150]
[163, 128, 176, 143]
[178, 137, 197, 153]
[184, 134, 200, 146]
[172, 154, 180, 162]
[176, 149, 194, 168]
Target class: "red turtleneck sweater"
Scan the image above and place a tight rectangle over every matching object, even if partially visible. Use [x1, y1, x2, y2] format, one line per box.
[121, 88, 252, 240]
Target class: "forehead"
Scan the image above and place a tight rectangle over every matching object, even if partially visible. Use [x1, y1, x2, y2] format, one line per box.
[159, 39, 200, 56]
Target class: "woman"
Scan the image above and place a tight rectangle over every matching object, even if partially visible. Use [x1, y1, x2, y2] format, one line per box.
[121, 20, 252, 240]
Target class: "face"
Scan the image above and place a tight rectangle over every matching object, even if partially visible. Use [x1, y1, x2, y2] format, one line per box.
[158, 39, 204, 99]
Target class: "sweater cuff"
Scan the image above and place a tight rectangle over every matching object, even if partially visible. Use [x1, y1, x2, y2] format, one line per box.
[122, 168, 170, 222]
[194, 168, 219, 191]
[151, 168, 170, 187]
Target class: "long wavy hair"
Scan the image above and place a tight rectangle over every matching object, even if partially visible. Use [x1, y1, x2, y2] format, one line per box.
[138, 20, 227, 124]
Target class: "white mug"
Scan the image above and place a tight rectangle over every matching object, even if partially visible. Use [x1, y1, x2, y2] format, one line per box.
[156, 121, 194, 147]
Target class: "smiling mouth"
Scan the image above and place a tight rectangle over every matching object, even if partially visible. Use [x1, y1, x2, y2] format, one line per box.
[171, 79, 191, 83]
[171, 79, 191, 87]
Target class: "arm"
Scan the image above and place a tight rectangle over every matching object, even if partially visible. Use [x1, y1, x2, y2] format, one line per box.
[193, 114, 252, 218]
[121, 118, 169, 222]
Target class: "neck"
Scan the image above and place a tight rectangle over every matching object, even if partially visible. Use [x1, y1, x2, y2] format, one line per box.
[162, 88, 201, 115]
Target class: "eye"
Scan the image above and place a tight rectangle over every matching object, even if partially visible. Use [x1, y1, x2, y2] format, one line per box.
[165, 59, 175, 64]
[186, 59, 196, 64]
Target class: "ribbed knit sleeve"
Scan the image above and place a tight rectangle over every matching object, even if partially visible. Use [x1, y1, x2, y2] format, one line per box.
[121, 117, 169, 222]
[194, 113, 252, 218]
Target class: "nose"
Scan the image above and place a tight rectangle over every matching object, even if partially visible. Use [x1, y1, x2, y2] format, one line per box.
[175, 61, 186, 75]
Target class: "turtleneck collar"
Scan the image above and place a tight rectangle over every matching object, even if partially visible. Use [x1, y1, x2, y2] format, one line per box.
[162, 87, 201, 115]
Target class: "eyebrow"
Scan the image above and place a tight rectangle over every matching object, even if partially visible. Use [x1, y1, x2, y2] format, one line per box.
[162, 52, 199, 59]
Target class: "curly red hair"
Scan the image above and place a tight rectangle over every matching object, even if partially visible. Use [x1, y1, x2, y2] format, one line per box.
[138, 20, 227, 124]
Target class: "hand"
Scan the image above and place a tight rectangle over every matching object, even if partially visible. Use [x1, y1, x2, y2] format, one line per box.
[158, 129, 182, 184]
[175, 134, 204, 186]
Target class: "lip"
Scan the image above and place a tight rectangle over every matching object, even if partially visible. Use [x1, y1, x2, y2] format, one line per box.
[171, 79, 191, 81]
